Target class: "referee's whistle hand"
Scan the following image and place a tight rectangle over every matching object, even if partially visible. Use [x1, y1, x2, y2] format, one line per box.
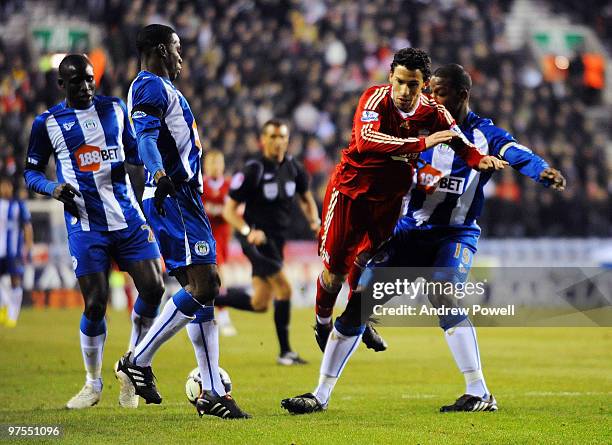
[247, 229, 267, 245]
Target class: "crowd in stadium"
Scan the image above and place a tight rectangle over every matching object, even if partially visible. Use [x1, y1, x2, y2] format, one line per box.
[0, 0, 609, 237]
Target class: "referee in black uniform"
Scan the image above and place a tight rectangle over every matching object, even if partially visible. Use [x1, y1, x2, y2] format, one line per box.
[219, 119, 320, 365]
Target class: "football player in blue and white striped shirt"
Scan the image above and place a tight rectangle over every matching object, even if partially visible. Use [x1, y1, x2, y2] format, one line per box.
[359, 64, 565, 413]
[0, 176, 32, 328]
[24, 55, 165, 410]
[115, 24, 250, 419]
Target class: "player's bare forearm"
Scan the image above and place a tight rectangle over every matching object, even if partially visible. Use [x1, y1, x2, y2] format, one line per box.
[298, 191, 321, 234]
[222, 198, 249, 234]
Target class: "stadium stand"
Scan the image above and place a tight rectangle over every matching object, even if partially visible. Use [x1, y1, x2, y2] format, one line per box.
[0, 0, 609, 237]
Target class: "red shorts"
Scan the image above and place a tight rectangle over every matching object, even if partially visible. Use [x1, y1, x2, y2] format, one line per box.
[211, 223, 231, 265]
[318, 183, 404, 275]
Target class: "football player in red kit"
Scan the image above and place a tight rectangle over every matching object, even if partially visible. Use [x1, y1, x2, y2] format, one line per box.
[202, 150, 237, 336]
[282, 48, 506, 414]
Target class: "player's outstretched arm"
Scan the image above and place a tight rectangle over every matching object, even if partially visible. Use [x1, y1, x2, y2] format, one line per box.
[497, 140, 566, 191]
[476, 155, 508, 172]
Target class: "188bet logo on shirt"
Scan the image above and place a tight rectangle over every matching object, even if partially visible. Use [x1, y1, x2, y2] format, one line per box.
[75, 144, 121, 172]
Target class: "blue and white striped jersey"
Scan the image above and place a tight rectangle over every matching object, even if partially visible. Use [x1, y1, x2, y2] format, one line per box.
[0, 199, 30, 258]
[25, 96, 145, 233]
[127, 71, 203, 193]
[404, 111, 549, 230]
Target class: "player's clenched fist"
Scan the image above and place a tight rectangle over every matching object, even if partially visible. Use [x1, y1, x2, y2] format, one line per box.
[476, 156, 508, 172]
[154, 175, 176, 217]
[424, 130, 456, 148]
[53, 183, 82, 218]
[246, 228, 267, 246]
[539, 167, 566, 191]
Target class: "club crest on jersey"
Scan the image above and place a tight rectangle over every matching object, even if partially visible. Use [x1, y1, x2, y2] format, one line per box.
[400, 120, 410, 130]
[63, 121, 76, 131]
[360, 110, 379, 122]
[263, 182, 278, 200]
[284, 181, 296, 197]
[83, 119, 97, 130]
[194, 241, 210, 256]
[230, 172, 244, 190]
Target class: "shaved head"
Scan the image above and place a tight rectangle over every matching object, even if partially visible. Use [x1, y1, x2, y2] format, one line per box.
[57, 54, 95, 109]
[58, 54, 92, 80]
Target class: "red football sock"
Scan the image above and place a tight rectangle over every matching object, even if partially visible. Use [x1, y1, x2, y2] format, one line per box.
[315, 274, 341, 319]
[346, 262, 364, 299]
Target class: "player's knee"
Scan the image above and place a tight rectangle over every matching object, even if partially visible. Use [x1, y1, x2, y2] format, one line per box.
[139, 277, 165, 305]
[323, 269, 345, 290]
[427, 292, 455, 309]
[84, 297, 106, 321]
[190, 267, 220, 305]
[251, 299, 269, 312]
[439, 314, 468, 331]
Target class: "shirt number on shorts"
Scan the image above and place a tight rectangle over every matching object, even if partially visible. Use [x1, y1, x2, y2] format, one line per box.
[141, 224, 155, 243]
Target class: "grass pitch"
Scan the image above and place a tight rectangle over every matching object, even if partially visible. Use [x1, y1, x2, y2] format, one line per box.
[0, 308, 610, 444]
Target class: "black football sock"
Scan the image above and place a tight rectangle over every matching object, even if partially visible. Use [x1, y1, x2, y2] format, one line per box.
[274, 300, 291, 354]
[216, 288, 254, 311]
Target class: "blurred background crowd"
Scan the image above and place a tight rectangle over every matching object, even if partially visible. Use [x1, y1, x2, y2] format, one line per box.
[0, 0, 610, 238]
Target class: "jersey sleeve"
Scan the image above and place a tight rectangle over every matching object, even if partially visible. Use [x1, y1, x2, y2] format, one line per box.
[483, 125, 549, 184]
[432, 103, 484, 169]
[24, 114, 58, 196]
[354, 87, 426, 155]
[116, 98, 141, 165]
[294, 159, 310, 194]
[130, 76, 169, 135]
[228, 161, 262, 203]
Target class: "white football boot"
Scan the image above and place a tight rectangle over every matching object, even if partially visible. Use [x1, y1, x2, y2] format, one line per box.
[114, 360, 138, 408]
[66, 383, 101, 409]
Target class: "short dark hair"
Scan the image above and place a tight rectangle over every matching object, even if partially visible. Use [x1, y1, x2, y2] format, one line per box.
[433, 63, 472, 93]
[58, 54, 92, 79]
[391, 48, 432, 81]
[136, 24, 176, 57]
[261, 119, 288, 135]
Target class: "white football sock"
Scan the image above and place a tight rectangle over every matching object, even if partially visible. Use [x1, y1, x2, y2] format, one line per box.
[316, 315, 332, 325]
[216, 307, 231, 327]
[80, 331, 105, 392]
[128, 310, 156, 354]
[186, 318, 226, 396]
[444, 318, 489, 397]
[7, 287, 23, 321]
[0, 282, 8, 308]
[314, 327, 362, 406]
[132, 296, 197, 367]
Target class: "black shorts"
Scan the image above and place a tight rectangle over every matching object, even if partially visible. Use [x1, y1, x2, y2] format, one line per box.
[239, 234, 285, 278]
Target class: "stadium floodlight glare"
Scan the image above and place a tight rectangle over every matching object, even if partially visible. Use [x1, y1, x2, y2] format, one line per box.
[50, 53, 68, 69]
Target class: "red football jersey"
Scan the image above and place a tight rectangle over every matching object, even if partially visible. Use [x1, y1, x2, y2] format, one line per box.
[332, 84, 484, 201]
[202, 176, 231, 229]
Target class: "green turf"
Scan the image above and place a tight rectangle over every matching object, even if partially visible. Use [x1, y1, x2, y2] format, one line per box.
[0, 308, 610, 444]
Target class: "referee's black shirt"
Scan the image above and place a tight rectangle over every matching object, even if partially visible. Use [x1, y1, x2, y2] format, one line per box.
[229, 154, 310, 238]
